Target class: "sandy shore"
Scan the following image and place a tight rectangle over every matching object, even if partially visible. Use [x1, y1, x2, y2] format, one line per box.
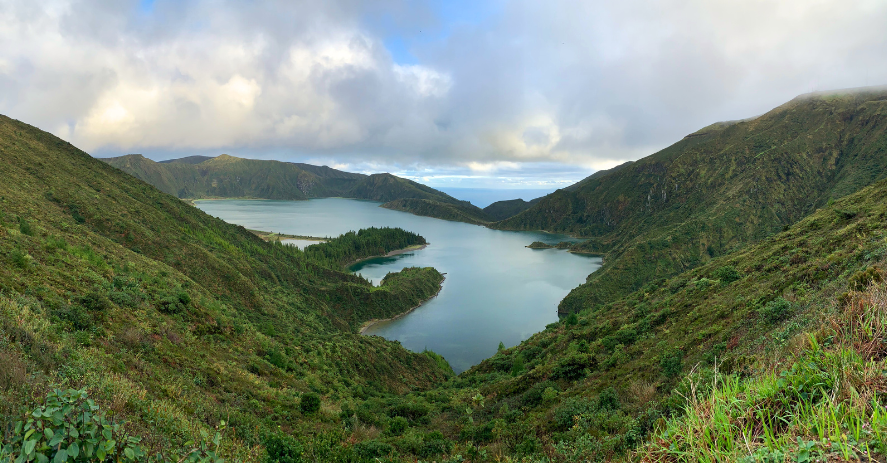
[359, 274, 445, 335]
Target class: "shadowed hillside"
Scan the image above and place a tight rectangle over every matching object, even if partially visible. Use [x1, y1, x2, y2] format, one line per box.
[103, 155, 493, 223]
[496, 88, 887, 312]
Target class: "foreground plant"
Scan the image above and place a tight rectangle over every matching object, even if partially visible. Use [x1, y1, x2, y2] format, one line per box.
[0, 389, 227, 463]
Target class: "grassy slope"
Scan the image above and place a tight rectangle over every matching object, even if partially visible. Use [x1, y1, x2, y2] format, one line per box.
[495, 89, 887, 313]
[0, 115, 451, 460]
[382, 198, 494, 225]
[442, 174, 887, 461]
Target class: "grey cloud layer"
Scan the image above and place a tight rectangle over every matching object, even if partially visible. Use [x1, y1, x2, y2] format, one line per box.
[1, 0, 886, 171]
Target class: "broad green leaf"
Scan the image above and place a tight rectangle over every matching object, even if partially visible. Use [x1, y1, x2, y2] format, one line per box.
[66, 443, 78, 459]
[43, 429, 53, 441]
[124, 448, 134, 460]
[23, 440, 36, 455]
[35, 453, 48, 463]
[48, 435, 63, 447]
[52, 448, 66, 463]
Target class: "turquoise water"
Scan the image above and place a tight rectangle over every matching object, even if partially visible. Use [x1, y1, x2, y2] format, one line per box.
[196, 198, 600, 373]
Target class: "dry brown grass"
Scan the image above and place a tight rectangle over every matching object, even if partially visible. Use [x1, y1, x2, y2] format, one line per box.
[0, 349, 28, 391]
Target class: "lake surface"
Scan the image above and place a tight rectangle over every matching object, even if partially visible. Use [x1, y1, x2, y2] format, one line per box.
[196, 198, 601, 373]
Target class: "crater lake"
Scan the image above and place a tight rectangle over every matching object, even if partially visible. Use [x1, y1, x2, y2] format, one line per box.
[196, 198, 601, 373]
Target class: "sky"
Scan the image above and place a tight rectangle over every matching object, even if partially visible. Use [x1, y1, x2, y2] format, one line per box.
[2, 0, 886, 189]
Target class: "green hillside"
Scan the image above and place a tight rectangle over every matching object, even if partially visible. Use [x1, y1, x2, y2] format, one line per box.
[382, 198, 493, 225]
[102, 155, 493, 223]
[0, 115, 453, 461]
[482, 198, 542, 221]
[103, 154, 345, 199]
[450, 175, 887, 461]
[496, 89, 887, 313]
[6, 87, 887, 463]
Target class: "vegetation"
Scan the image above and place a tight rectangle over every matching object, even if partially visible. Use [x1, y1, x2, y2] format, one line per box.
[103, 155, 493, 224]
[6, 88, 887, 462]
[495, 89, 887, 314]
[482, 198, 541, 222]
[381, 198, 492, 225]
[0, 114, 450, 461]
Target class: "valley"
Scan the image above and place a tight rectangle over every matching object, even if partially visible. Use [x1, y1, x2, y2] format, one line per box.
[3, 88, 887, 462]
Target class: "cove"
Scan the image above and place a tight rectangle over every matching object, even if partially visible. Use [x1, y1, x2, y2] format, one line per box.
[196, 198, 601, 373]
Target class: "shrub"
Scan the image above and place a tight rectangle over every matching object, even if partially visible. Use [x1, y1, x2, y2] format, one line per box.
[265, 349, 290, 371]
[0, 388, 146, 463]
[354, 440, 394, 459]
[714, 265, 741, 284]
[109, 291, 139, 308]
[300, 392, 321, 414]
[386, 398, 430, 423]
[263, 432, 303, 463]
[53, 304, 93, 331]
[418, 431, 451, 458]
[552, 353, 595, 380]
[9, 249, 30, 269]
[514, 436, 540, 456]
[511, 353, 525, 376]
[18, 217, 33, 236]
[553, 397, 595, 430]
[565, 312, 579, 326]
[759, 297, 793, 323]
[660, 350, 683, 378]
[386, 416, 409, 436]
[157, 293, 187, 314]
[849, 266, 884, 291]
[521, 381, 559, 408]
[597, 387, 620, 411]
[77, 291, 110, 312]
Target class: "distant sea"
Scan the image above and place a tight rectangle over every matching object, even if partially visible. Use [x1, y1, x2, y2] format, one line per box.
[436, 188, 556, 208]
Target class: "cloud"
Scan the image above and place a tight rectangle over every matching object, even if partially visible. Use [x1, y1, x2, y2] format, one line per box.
[1, 0, 885, 177]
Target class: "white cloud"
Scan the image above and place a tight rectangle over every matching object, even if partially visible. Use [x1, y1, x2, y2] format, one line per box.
[0, 0, 885, 177]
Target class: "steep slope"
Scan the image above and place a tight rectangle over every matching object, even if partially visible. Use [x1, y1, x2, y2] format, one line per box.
[447, 175, 887, 461]
[0, 115, 451, 459]
[103, 155, 493, 224]
[482, 197, 542, 221]
[497, 88, 887, 312]
[383, 198, 494, 225]
[346, 173, 492, 223]
[104, 154, 338, 199]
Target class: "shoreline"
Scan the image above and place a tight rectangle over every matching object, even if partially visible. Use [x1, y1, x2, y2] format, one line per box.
[247, 229, 329, 243]
[346, 243, 428, 268]
[359, 275, 445, 335]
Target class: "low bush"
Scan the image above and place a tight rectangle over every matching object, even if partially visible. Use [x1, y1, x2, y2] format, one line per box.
[354, 440, 394, 459]
[759, 297, 793, 323]
[660, 349, 683, 378]
[300, 392, 321, 414]
[263, 432, 303, 463]
[714, 265, 741, 284]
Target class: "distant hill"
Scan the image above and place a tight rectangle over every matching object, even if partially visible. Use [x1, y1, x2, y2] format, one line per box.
[495, 88, 887, 312]
[103, 154, 492, 223]
[158, 155, 214, 164]
[383, 198, 494, 225]
[482, 197, 543, 221]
